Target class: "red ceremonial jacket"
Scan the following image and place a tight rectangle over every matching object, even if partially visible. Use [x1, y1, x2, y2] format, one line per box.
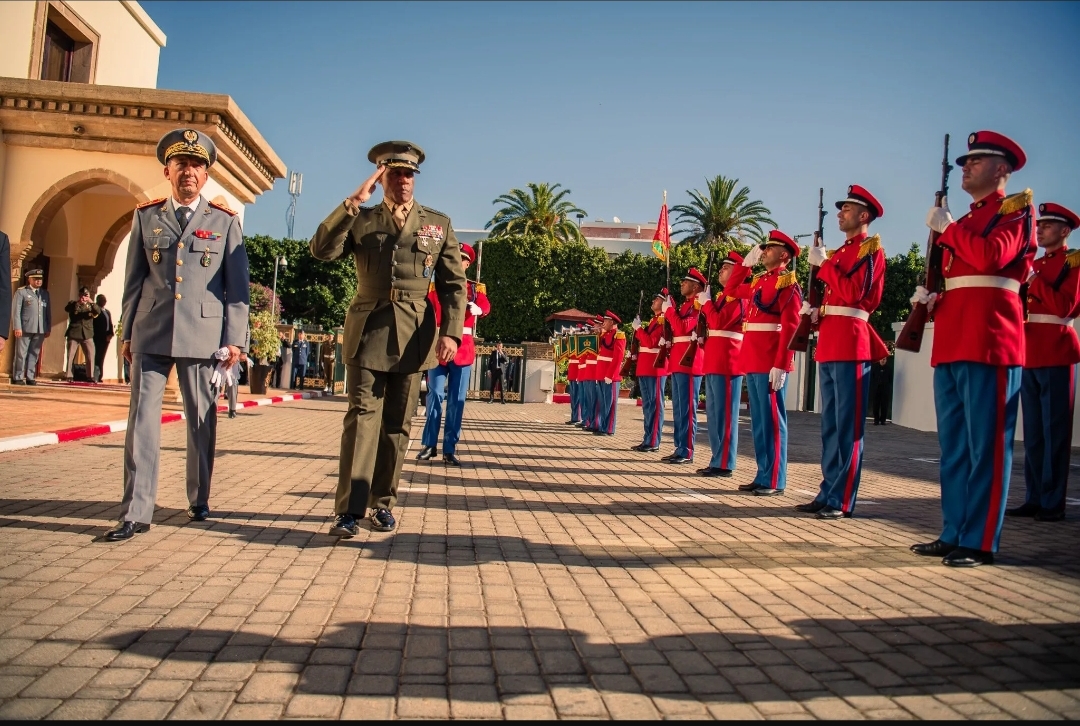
[815, 232, 889, 363]
[666, 299, 705, 375]
[701, 294, 745, 376]
[932, 189, 1036, 367]
[724, 264, 801, 374]
[634, 315, 669, 377]
[427, 280, 490, 366]
[567, 356, 579, 382]
[1024, 246, 1080, 368]
[598, 330, 627, 382]
[579, 344, 599, 381]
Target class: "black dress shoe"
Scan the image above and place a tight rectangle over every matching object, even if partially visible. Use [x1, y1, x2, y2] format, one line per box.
[794, 501, 826, 513]
[816, 506, 850, 519]
[416, 445, 438, 461]
[699, 467, 731, 477]
[695, 466, 711, 475]
[443, 453, 461, 466]
[25, 379, 37, 386]
[370, 508, 396, 532]
[738, 482, 761, 492]
[11, 379, 25, 385]
[942, 547, 994, 567]
[910, 539, 956, 557]
[753, 487, 785, 496]
[631, 444, 647, 452]
[566, 420, 581, 425]
[667, 456, 693, 465]
[660, 453, 677, 462]
[105, 521, 149, 541]
[641, 446, 660, 453]
[186, 505, 210, 521]
[1036, 509, 1065, 522]
[228, 410, 236, 419]
[1005, 503, 1039, 517]
[329, 513, 360, 538]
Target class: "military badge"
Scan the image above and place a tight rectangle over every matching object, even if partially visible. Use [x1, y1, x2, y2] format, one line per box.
[194, 230, 222, 240]
[152, 228, 162, 235]
[201, 248, 213, 267]
[420, 225, 444, 241]
[184, 129, 198, 143]
[423, 253, 434, 278]
[152, 246, 161, 264]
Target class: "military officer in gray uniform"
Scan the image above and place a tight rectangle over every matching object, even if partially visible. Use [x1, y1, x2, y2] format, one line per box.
[106, 128, 250, 542]
[311, 141, 466, 537]
[11, 268, 51, 385]
[0, 230, 10, 355]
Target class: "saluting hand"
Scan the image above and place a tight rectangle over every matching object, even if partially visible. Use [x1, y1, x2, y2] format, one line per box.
[348, 165, 387, 207]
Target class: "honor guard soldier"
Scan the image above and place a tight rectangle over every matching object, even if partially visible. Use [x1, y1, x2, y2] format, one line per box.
[595, 310, 626, 435]
[565, 331, 583, 425]
[577, 318, 602, 430]
[724, 231, 802, 495]
[11, 268, 51, 385]
[797, 186, 889, 518]
[417, 243, 490, 466]
[312, 141, 466, 537]
[910, 131, 1036, 567]
[107, 129, 250, 541]
[631, 291, 670, 452]
[1008, 202, 1080, 522]
[661, 268, 707, 464]
[697, 252, 747, 477]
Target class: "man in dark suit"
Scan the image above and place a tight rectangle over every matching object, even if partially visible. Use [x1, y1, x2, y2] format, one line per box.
[487, 341, 508, 403]
[0, 231, 10, 356]
[92, 294, 114, 383]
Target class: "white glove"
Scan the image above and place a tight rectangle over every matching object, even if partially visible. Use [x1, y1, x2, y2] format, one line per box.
[658, 337, 667, 347]
[743, 245, 765, 267]
[926, 197, 954, 234]
[604, 377, 612, 385]
[808, 245, 828, 267]
[695, 290, 710, 306]
[768, 367, 787, 391]
[467, 302, 482, 317]
[632, 316, 642, 331]
[661, 297, 672, 313]
[800, 301, 811, 316]
[800, 301, 820, 324]
[690, 331, 699, 342]
[910, 285, 939, 314]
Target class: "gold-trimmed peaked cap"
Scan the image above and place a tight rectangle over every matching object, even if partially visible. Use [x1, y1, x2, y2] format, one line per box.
[156, 128, 217, 167]
[367, 140, 425, 173]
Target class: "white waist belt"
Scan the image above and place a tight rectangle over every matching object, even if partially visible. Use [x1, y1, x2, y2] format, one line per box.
[708, 330, 744, 340]
[597, 356, 613, 362]
[585, 359, 597, 365]
[744, 323, 781, 332]
[672, 336, 692, 343]
[822, 306, 870, 322]
[639, 347, 659, 354]
[945, 275, 1022, 293]
[462, 327, 472, 335]
[1028, 314, 1076, 326]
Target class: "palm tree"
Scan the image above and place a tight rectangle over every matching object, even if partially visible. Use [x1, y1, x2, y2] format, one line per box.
[671, 175, 775, 249]
[485, 182, 587, 243]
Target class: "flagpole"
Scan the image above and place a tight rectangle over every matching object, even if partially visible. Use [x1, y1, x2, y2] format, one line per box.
[663, 190, 669, 293]
[473, 239, 484, 338]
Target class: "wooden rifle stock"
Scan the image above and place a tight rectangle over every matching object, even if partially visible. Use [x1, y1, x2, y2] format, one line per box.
[619, 290, 645, 378]
[790, 188, 827, 353]
[654, 318, 674, 368]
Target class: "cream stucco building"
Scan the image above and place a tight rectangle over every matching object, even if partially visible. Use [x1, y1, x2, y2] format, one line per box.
[0, 0, 284, 383]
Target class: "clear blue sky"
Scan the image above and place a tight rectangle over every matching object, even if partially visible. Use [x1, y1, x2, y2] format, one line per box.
[145, 1, 1079, 254]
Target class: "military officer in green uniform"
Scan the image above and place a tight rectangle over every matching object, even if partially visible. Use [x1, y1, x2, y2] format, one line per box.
[311, 141, 466, 537]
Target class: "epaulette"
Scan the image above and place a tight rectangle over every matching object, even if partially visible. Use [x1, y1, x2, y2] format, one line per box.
[858, 234, 882, 259]
[692, 300, 702, 310]
[724, 295, 736, 303]
[421, 205, 449, 218]
[826, 249, 837, 259]
[476, 282, 487, 294]
[136, 197, 167, 210]
[208, 199, 237, 216]
[776, 271, 797, 289]
[615, 331, 625, 340]
[1067, 249, 1080, 269]
[999, 188, 1033, 216]
[751, 271, 766, 285]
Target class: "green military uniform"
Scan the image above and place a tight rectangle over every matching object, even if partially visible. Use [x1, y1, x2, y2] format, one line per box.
[310, 141, 466, 519]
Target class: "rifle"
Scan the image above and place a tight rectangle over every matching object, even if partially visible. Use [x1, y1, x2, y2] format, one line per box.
[789, 188, 826, 352]
[655, 251, 675, 367]
[619, 290, 645, 378]
[895, 133, 951, 352]
[680, 250, 715, 367]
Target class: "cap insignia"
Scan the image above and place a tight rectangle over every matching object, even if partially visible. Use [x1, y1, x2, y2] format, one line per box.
[968, 132, 977, 145]
[184, 129, 198, 143]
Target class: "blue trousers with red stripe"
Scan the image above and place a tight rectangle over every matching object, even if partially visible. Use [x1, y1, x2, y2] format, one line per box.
[747, 372, 788, 490]
[421, 362, 472, 455]
[590, 380, 603, 429]
[1021, 364, 1076, 515]
[670, 372, 702, 459]
[934, 362, 1022, 553]
[705, 374, 743, 470]
[638, 375, 667, 448]
[598, 380, 619, 433]
[815, 361, 871, 513]
[581, 380, 595, 428]
[568, 380, 581, 422]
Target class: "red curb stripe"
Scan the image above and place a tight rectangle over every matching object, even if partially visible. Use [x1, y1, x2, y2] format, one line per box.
[161, 412, 184, 424]
[55, 424, 112, 442]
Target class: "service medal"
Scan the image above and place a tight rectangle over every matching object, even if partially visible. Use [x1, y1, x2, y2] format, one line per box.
[201, 249, 212, 267]
[152, 246, 161, 264]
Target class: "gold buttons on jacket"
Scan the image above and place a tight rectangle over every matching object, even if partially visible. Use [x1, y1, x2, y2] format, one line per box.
[175, 276, 183, 283]
[177, 242, 184, 249]
[175, 293, 182, 300]
[177, 259, 183, 266]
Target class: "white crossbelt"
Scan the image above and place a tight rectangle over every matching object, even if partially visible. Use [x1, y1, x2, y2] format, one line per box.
[822, 306, 870, 322]
[708, 330, 744, 340]
[1028, 314, 1076, 326]
[672, 336, 692, 343]
[744, 323, 781, 333]
[597, 356, 613, 362]
[639, 347, 659, 354]
[944, 275, 1022, 293]
[462, 327, 472, 335]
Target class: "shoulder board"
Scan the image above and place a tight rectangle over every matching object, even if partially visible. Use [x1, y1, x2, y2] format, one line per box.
[136, 197, 167, 210]
[654, 313, 665, 323]
[615, 331, 625, 340]
[776, 271, 797, 289]
[999, 188, 1033, 216]
[858, 234, 882, 259]
[208, 199, 237, 216]
[1067, 249, 1080, 269]
[421, 205, 449, 219]
[751, 271, 766, 284]
[475, 282, 487, 294]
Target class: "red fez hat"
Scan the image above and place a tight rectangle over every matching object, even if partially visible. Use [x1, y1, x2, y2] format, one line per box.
[762, 230, 800, 258]
[721, 250, 744, 266]
[836, 184, 884, 220]
[956, 130, 1026, 171]
[460, 243, 475, 263]
[1038, 202, 1080, 230]
[604, 310, 622, 324]
[682, 268, 707, 287]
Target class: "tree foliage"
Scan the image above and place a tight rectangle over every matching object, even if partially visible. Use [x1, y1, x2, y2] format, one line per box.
[873, 242, 924, 338]
[672, 175, 776, 249]
[485, 182, 588, 243]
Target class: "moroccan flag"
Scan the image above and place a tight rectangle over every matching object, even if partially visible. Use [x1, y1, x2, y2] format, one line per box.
[651, 201, 670, 261]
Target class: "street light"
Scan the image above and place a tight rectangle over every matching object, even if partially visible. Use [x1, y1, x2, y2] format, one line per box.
[271, 255, 287, 323]
[575, 213, 585, 229]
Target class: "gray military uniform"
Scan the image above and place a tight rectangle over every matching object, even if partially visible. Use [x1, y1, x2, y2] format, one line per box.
[119, 195, 250, 524]
[12, 283, 51, 382]
[311, 199, 466, 514]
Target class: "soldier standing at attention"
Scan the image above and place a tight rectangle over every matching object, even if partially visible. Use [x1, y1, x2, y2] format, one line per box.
[697, 253, 746, 478]
[0, 230, 9, 356]
[417, 242, 490, 465]
[631, 291, 670, 452]
[63, 286, 100, 382]
[724, 231, 802, 496]
[577, 318, 601, 430]
[11, 269, 51, 385]
[661, 269, 707, 464]
[311, 141, 465, 537]
[321, 338, 336, 393]
[910, 131, 1036, 567]
[796, 186, 888, 519]
[595, 310, 626, 436]
[565, 331, 582, 425]
[106, 129, 249, 541]
[1006, 202, 1080, 522]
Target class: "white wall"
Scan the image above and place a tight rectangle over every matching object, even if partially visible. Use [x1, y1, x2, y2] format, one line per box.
[0, 2, 36, 79]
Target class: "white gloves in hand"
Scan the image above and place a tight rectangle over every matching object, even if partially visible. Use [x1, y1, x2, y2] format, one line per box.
[800, 300, 819, 324]
[467, 302, 482, 316]
[926, 197, 954, 234]
[632, 316, 642, 330]
[210, 346, 238, 389]
[661, 297, 673, 313]
[690, 331, 699, 342]
[808, 245, 828, 267]
[658, 337, 667, 347]
[695, 290, 710, 306]
[768, 367, 787, 391]
[743, 245, 765, 267]
[799, 301, 811, 316]
[910, 285, 938, 313]
[604, 377, 612, 385]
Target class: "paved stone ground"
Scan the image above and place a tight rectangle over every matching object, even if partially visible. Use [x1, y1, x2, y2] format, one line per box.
[1, 397, 1079, 720]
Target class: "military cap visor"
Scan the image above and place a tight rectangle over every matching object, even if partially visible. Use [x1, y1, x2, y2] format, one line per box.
[836, 184, 884, 219]
[25, 268, 44, 278]
[368, 140, 425, 172]
[156, 128, 216, 166]
[761, 230, 800, 258]
[682, 268, 708, 287]
[1038, 203, 1080, 230]
[955, 130, 1026, 171]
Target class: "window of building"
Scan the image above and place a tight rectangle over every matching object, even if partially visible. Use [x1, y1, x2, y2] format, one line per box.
[41, 21, 75, 81]
[34, 1, 97, 84]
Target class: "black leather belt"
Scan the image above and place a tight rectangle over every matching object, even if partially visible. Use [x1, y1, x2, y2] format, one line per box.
[354, 287, 428, 303]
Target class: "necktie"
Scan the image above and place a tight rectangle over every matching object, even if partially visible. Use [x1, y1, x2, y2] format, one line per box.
[392, 204, 407, 231]
[176, 206, 192, 230]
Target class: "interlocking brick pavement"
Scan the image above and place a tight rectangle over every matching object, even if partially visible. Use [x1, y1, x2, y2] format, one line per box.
[1, 396, 1079, 719]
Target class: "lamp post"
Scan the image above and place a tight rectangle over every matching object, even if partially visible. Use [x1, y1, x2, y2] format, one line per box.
[285, 171, 303, 240]
[576, 213, 585, 229]
[271, 255, 287, 323]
